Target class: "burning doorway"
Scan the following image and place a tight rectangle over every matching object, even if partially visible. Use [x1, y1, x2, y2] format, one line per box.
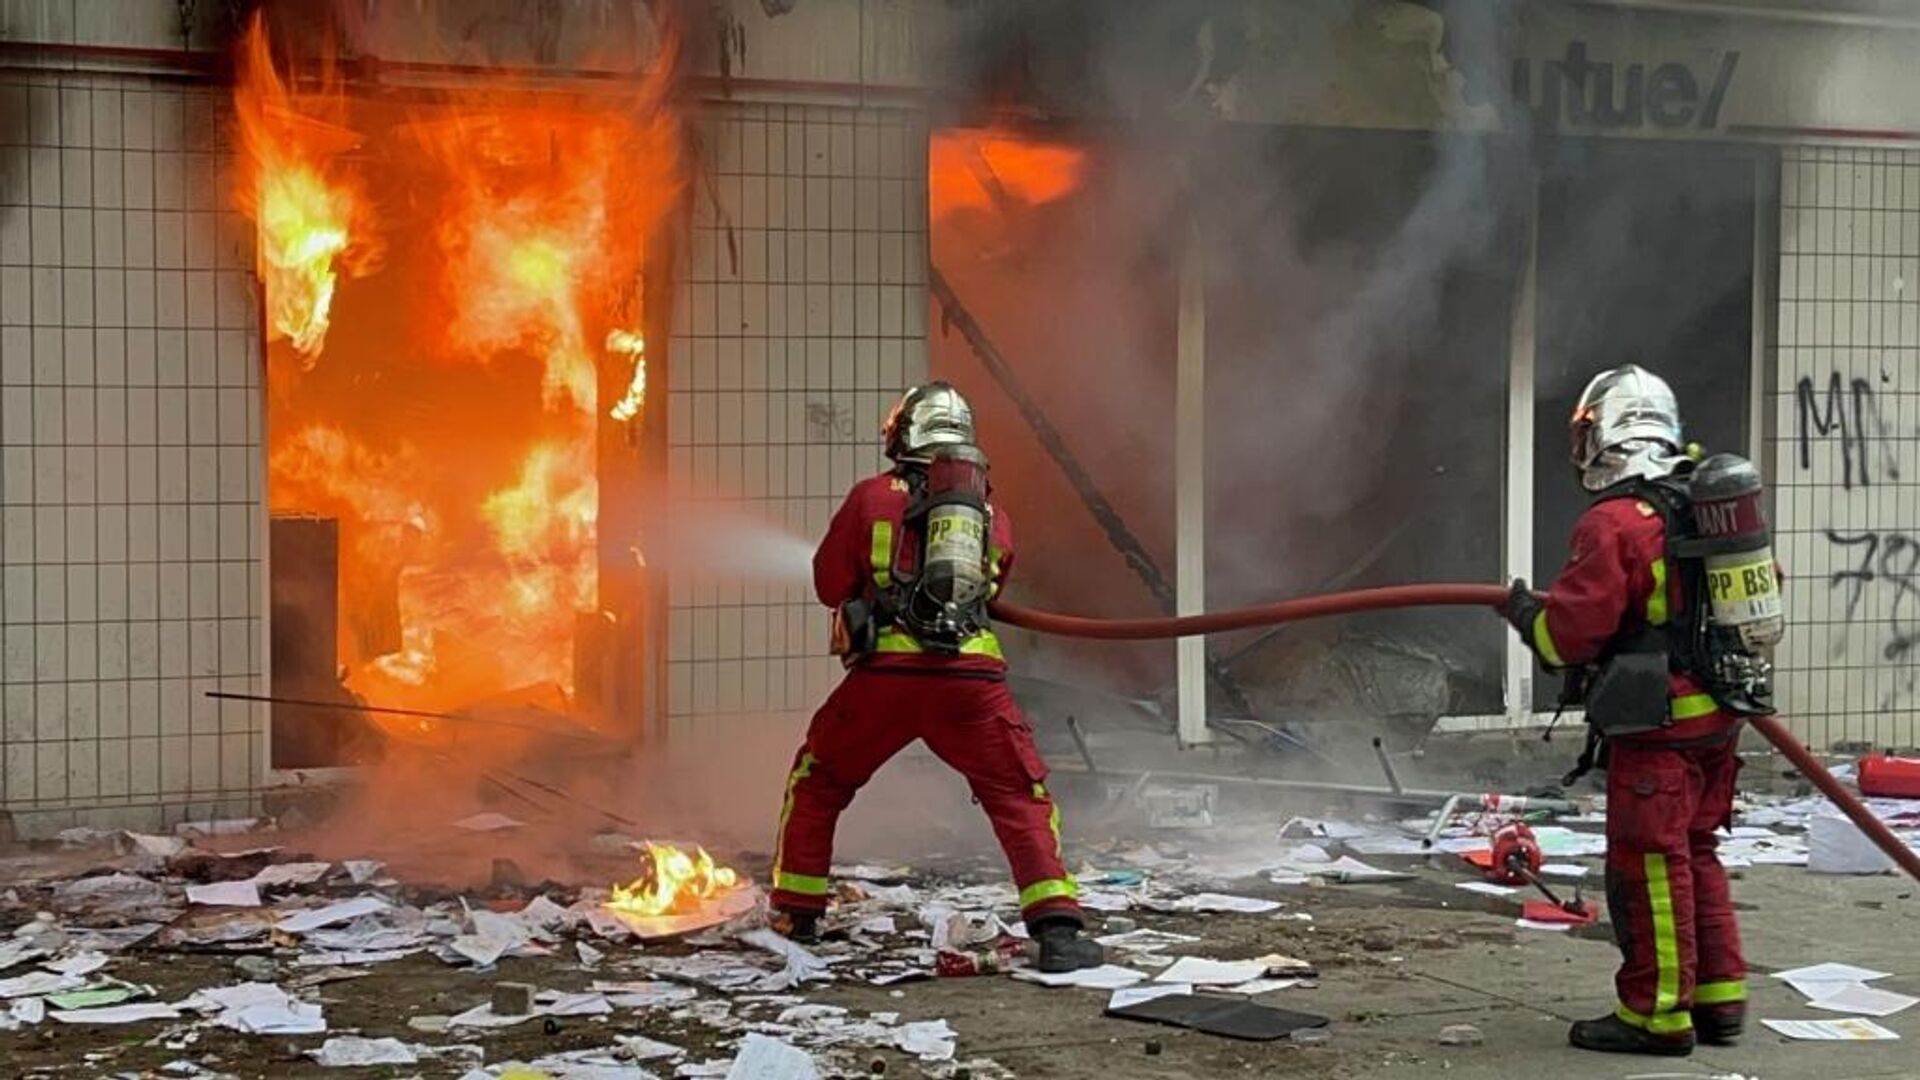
[234, 22, 685, 770]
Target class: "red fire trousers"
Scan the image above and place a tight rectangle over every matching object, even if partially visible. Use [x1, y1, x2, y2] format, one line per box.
[1605, 735, 1748, 1036]
[770, 669, 1083, 928]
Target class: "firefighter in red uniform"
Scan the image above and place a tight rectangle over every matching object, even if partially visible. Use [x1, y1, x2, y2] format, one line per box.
[1502, 365, 1759, 1057]
[769, 382, 1104, 972]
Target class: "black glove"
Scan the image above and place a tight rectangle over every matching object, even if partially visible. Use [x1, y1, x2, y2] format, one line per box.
[1499, 577, 1543, 637]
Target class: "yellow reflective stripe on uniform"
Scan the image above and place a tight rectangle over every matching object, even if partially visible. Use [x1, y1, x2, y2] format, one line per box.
[870, 521, 894, 589]
[771, 752, 816, 891]
[1034, 782, 1065, 858]
[1644, 852, 1682, 1017]
[1694, 979, 1747, 1005]
[1671, 693, 1719, 720]
[987, 545, 1005, 600]
[874, 628, 1005, 660]
[1648, 557, 1670, 626]
[774, 871, 830, 896]
[1615, 1003, 1694, 1035]
[1018, 878, 1078, 909]
[1531, 610, 1565, 668]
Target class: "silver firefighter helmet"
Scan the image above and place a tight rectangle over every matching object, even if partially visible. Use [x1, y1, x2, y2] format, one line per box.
[883, 381, 975, 461]
[1569, 364, 1685, 491]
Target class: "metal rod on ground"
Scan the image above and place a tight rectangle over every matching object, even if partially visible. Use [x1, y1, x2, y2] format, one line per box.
[1065, 715, 1098, 777]
[928, 266, 1279, 748]
[1371, 737, 1403, 795]
[203, 690, 602, 740]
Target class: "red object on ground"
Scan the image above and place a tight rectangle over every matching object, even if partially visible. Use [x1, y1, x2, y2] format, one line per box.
[935, 941, 1023, 977]
[1460, 849, 1494, 870]
[1522, 899, 1599, 925]
[1859, 755, 1920, 799]
[1489, 823, 1543, 886]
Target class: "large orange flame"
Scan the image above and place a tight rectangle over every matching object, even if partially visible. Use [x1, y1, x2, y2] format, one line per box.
[248, 15, 685, 720]
[929, 129, 1087, 218]
[234, 15, 376, 364]
[607, 842, 741, 918]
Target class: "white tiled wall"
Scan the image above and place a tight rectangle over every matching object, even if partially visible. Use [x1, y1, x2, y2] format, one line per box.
[1773, 147, 1920, 750]
[666, 101, 929, 722]
[0, 71, 266, 836]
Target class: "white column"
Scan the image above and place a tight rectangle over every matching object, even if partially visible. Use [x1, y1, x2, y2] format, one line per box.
[1176, 220, 1211, 746]
[1504, 183, 1540, 729]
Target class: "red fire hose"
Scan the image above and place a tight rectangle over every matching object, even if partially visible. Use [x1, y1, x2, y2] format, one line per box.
[989, 585, 1920, 884]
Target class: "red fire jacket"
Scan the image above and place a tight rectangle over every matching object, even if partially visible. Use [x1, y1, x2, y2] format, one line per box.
[1528, 495, 1731, 742]
[814, 471, 1014, 674]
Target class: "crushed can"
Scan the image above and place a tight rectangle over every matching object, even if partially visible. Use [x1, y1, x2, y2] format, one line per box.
[934, 940, 1021, 977]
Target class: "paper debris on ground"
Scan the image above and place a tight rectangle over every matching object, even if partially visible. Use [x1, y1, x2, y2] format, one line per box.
[46, 985, 142, 1010]
[576, 941, 606, 967]
[1155, 957, 1270, 986]
[1528, 827, 1610, 858]
[48, 1002, 182, 1024]
[342, 860, 386, 884]
[11, 997, 46, 1024]
[43, 952, 110, 977]
[1096, 928, 1202, 952]
[276, 897, 391, 934]
[1076, 890, 1135, 912]
[1455, 881, 1519, 897]
[310, 1036, 419, 1067]
[452, 909, 533, 967]
[1290, 855, 1405, 881]
[0, 970, 86, 998]
[618, 1034, 687, 1061]
[832, 865, 910, 883]
[738, 928, 833, 987]
[294, 948, 421, 967]
[186, 881, 262, 908]
[1772, 963, 1894, 1000]
[593, 980, 701, 1009]
[201, 983, 327, 1035]
[895, 1019, 959, 1062]
[453, 812, 525, 832]
[724, 1033, 819, 1080]
[1540, 863, 1589, 879]
[1760, 1018, 1900, 1040]
[1806, 983, 1919, 1017]
[1515, 918, 1573, 932]
[0, 940, 44, 973]
[1110, 984, 1192, 1010]
[1223, 977, 1305, 995]
[1170, 893, 1283, 914]
[1013, 964, 1147, 990]
[251, 862, 332, 889]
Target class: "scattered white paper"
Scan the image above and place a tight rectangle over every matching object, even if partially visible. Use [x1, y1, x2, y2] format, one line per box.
[11, 997, 45, 1025]
[453, 812, 525, 833]
[222, 999, 326, 1035]
[1076, 890, 1135, 912]
[293, 948, 420, 967]
[1807, 983, 1920, 1018]
[576, 941, 606, 967]
[452, 909, 532, 967]
[0, 940, 45, 973]
[1224, 977, 1304, 995]
[894, 1019, 958, 1062]
[618, 1034, 687, 1061]
[1171, 893, 1283, 914]
[1155, 957, 1269, 986]
[1773, 963, 1894, 1001]
[1528, 827, 1610, 857]
[186, 881, 263, 908]
[251, 862, 332, 889]
[1109, 983, 1192, 1010]
[1540, 863, 1589, 880]
[49, 1003, 181, 1024]
[342, 860, 386, 885]
[276, 897, 391, 934]
[1455, 881, 1518, 897]
[593, 980, 700, 1009]
[536, 991, 613, 1017]
[1293, 856, 1404, 881]
[738, 928, 833, 987]
[1013, 964, 1146, 990]
[42, 952, 109, 977]
[725, 1033, 819, 1080]
[0, 971, 85, 999]
[310, 1036, 419, 1067]
[1096, 928, 1202, 951]
[1760, 1017, 1900, 1041]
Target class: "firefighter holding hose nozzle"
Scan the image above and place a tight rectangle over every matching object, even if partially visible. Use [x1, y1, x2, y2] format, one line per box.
[1501, 364, 1786, 1058]
[768, 382, 1104, 972]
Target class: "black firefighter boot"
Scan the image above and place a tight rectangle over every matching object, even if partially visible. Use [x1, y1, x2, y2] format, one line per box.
[1568, 1013, 1695, 1057]
[1034, 919, 1105, 973]
[771, 908, 820, 944]
[1692, 1003, 1745, 1046]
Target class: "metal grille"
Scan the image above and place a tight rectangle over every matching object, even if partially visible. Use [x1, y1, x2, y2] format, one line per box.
[666, 101, 929, 721]
[1772, 146, 1920, 752]
[1, 72, 267, 836]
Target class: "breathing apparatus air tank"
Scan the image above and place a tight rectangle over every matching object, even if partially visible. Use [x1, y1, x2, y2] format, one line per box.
[1686, 453, 1784, 713]
[900, 443, 993, 649]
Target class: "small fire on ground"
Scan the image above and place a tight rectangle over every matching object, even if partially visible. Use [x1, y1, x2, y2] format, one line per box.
[607, 842, 741, 918]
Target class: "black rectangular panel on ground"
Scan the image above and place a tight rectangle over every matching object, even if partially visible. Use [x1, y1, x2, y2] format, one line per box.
[1105, 993, 1330, 1041]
